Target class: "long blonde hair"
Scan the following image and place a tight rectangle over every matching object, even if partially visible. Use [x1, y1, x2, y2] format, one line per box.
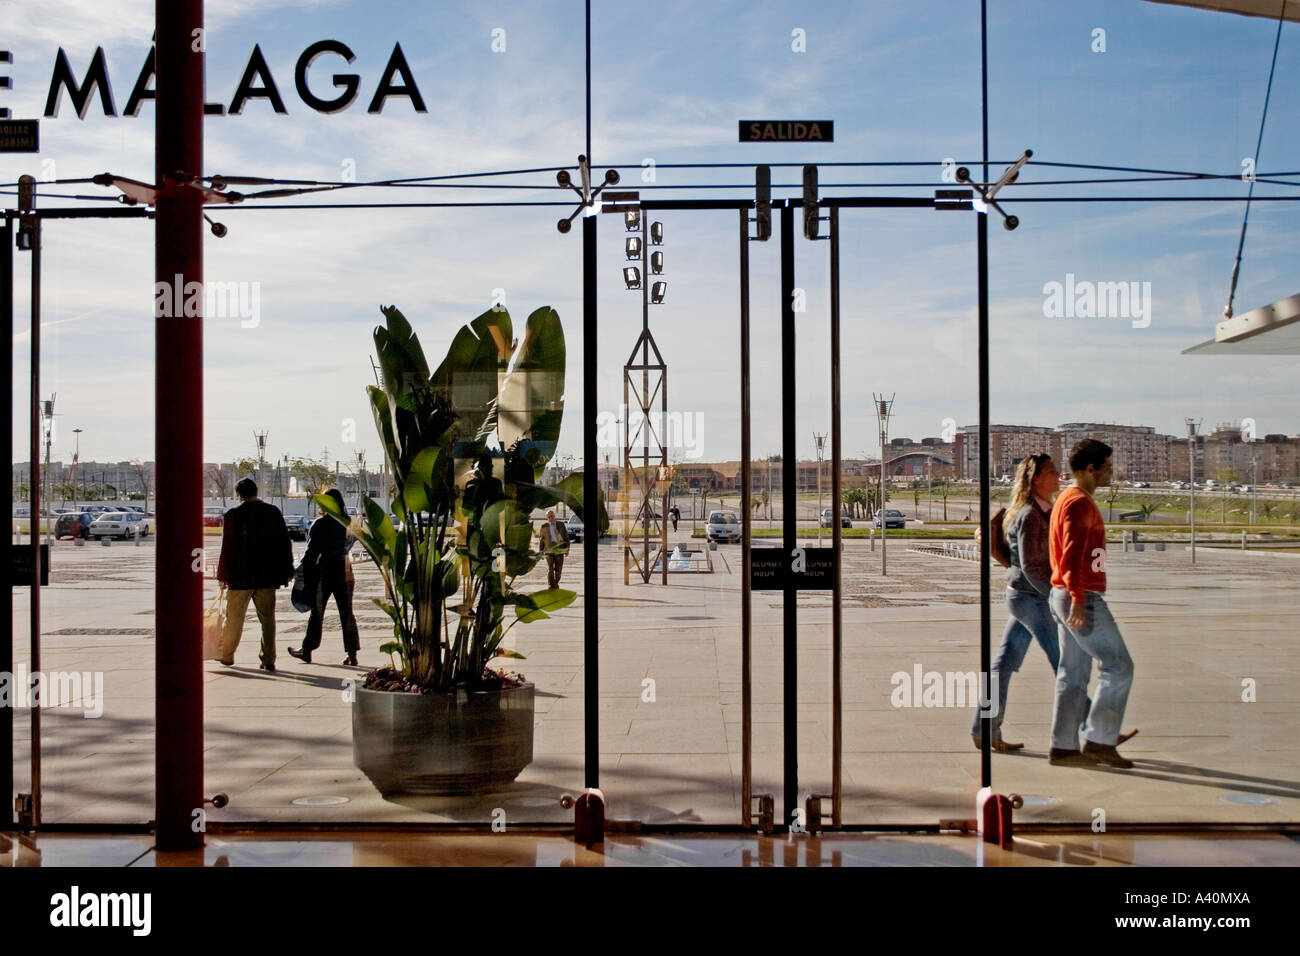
[1004, 453, 1053, 537]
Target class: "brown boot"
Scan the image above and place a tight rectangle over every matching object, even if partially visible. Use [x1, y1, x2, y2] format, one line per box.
[1082, 741, 1134, 768]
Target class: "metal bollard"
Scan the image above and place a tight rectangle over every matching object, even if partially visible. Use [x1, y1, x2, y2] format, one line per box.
[1242, 530, 1247, 551]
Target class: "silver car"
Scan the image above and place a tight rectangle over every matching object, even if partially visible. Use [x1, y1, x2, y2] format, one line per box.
[706, 510, 741, 544]
[89, 511, 149, 540]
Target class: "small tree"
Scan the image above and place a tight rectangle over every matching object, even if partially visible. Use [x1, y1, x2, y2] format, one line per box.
[129, 459, 152, 512]
[293, 457, 335, 495]
[206, 464, 231, 506]
[933, 478, 951, 521]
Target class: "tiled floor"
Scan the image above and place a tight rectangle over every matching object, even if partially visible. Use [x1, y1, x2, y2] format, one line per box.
[11, 536, 1300, 832]
[4, 828, 1299, 867]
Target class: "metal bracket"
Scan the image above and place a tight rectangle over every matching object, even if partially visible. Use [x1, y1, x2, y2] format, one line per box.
[954, 149, 1032, 230]
[805, 792, 832, 834]
[14, 793, 34, 830]
[555, 155, 621, 233]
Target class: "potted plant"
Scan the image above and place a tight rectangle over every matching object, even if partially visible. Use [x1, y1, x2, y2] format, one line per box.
[317, 304, 606, 796]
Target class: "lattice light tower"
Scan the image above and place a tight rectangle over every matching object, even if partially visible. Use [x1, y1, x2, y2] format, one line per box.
[621, 209, 671, 584]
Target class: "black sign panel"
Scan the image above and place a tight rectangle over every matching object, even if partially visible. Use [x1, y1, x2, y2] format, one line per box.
[0, 119, 39, 153]
[11, 544, 50, 586]
[738, 120, 833, 143]
[749, 546, 836, 591]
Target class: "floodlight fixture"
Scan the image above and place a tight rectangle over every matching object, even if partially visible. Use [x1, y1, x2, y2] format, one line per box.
[650, 221, 664, 245]
[625, 208, 640, 231]
[650, 281, 667, 304]
[626, 236, 643, 259]
[650, 251, 664, 275]
[624, 267, 642, 290]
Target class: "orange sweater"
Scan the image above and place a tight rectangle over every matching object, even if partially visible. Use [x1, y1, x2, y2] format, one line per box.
[1049, 487, 1106, 603]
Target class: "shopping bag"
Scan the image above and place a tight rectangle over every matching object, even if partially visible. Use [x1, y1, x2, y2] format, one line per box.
[202, 587, 227, 661]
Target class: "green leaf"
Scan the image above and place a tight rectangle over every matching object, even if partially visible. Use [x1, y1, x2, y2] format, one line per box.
[403, 446, 441, 514]
[509, 587, 577, 623]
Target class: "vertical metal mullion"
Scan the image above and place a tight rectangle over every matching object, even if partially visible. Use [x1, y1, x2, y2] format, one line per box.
[829, 206, 842, 827]
[977, 0, 993, 791]
[738, 207, 752, 826]
[583, 211, 599, 790]
[1, 215, 12, 828]
[28, 210, 42, 827]
[780, 202, 797, 826]
[154, 0, 206, 850]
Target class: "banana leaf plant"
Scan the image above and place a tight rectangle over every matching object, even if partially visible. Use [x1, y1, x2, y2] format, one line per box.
[316, 303, 607, 694]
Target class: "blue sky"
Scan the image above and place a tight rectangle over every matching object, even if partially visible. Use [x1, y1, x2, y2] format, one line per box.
[4, 0, 1297, 472]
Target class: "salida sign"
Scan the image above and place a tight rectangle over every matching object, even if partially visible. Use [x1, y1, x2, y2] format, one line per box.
[18, 40, 431, 118]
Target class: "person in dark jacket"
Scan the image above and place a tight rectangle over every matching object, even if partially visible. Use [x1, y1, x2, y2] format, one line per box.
[216, 477, 294, 671]
[289, 488, 361, 666]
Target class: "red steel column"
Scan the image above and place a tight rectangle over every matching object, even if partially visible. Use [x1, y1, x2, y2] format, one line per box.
[154, 0, 204, 850]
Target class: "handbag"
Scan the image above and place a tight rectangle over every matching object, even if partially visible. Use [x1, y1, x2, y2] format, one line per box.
[202, 587, 227, 660]
[290, 561, 314, 613]
[989, 507, 1012, 568]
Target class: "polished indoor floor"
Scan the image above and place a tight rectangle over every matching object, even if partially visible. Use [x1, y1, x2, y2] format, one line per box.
[4, 829, 1299, 867]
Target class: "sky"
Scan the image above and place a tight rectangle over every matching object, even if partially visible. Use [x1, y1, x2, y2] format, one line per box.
[4, 0, 1298, 473]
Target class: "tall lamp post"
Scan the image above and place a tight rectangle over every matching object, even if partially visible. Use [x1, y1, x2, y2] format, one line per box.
[72, 427, 82, 507]
[41, 396, 55, 545]
[874, 394, 895, 575]
[1250, 440, 1259, 526]
[1186, 418, 1200, 564]
[814, 431, 826, 543]
[619, 208, 670, 585]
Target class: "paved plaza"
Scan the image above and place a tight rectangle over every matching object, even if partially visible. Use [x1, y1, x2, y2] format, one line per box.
[10, 530, 1300, 828]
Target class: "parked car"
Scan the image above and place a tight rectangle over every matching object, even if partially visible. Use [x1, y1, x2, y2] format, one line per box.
[284, 514, 312, 540]
[203, 507, 226, 527]
[706, 510, 741, 544]
[873, 508, 907, 529]
[89, 511, 149, 540]
[820, 507, 852, 528]
[55, 511, 97, 540]
[566, 514, 584, 542]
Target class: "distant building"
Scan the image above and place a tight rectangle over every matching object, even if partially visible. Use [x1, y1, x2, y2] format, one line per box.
[957, 424, 1055, 478]
[1052, 424, 1170, 481]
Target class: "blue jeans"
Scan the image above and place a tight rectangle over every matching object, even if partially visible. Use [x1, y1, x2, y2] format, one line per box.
[1049, 588, 1133, 749]
[970, 588, 1061, 737]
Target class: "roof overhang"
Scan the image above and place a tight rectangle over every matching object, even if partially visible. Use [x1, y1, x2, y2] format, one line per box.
[1183, 293, 1300, 354]
[1142, 0, 1300, 22]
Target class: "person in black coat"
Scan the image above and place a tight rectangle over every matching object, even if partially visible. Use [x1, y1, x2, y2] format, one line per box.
[216, 477, 294, 671]
[289, 488, 361, 665]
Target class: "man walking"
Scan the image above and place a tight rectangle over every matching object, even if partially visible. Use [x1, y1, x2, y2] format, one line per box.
[537, 509, 570, 589]
[216, 477, 294, 671]
[1047, 439, 1135, 769]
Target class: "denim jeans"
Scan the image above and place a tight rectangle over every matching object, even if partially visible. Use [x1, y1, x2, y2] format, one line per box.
[1049, 588, 1133, 749]
[970, 588, 1061, 737]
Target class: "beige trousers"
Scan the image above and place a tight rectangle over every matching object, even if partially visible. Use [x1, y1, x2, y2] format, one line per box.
[222, 587, 278, 665]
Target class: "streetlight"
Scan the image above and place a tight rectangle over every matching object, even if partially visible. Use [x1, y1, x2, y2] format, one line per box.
[814, 432, 827, 543]
[1186, 418, 1200, 564]
[72, 427, 82, 507]
[874, 394, 895, 575]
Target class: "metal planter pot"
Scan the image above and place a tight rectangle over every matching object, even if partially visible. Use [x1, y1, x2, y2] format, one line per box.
[353, 682, 535, 796]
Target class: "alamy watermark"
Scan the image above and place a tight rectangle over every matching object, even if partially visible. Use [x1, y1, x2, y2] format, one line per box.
[154, 275, 262, 328]
[596, 405, 705, 459]
[1, 666, 104, 718]
[890, 664, 999, 715]
[1042, 273, 1151, 329]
